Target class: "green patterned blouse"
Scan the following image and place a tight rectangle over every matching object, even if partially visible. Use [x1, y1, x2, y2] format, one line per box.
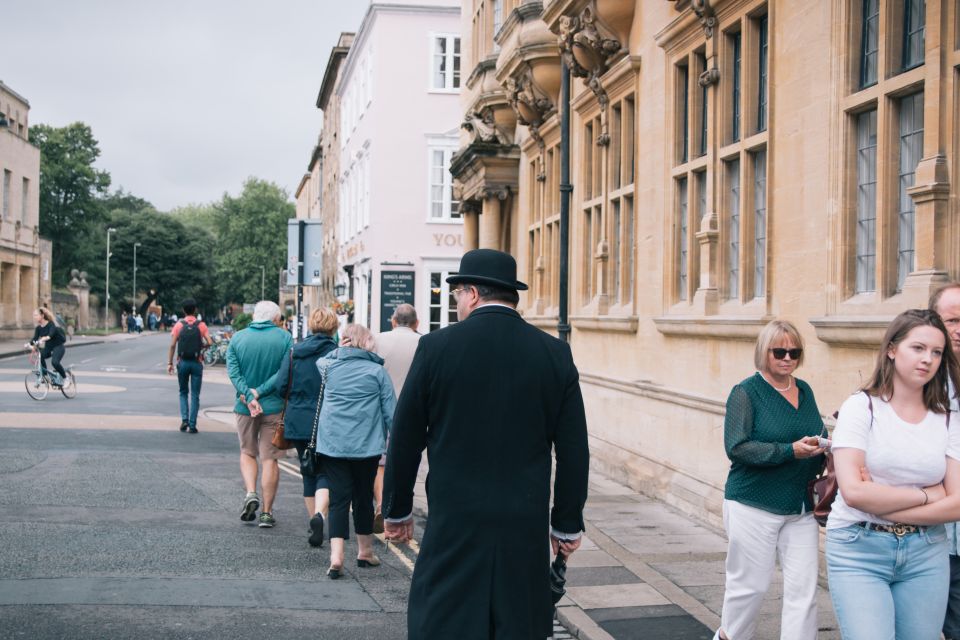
[723, 373, 826, 515]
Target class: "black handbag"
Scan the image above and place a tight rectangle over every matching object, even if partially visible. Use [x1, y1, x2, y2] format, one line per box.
[299, 362, 329, 476]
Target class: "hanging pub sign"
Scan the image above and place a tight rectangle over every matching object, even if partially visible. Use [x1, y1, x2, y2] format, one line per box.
[380, 271, 415, 332]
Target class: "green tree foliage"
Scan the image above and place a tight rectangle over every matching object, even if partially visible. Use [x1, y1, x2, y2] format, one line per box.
[88, 191, 218, 317]
[32, 120, 292, 312]
[29, 122, 111, 284]
[207, 178, 293, 305]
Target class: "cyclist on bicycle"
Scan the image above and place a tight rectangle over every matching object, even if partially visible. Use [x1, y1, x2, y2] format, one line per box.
[29, 307, 68, 386]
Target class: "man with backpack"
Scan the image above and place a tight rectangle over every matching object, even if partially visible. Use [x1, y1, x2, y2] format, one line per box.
[167, 299, 212, 434]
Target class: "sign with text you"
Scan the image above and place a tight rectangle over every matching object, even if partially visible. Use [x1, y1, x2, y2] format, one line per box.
[380, 271, 415, 332]
[286, 220, 323, 285]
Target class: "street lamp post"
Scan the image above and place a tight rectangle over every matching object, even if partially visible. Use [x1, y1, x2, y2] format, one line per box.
[105, 227, 117, 330]
[132, 242, 142, 313]
[260, 265, 265, 300]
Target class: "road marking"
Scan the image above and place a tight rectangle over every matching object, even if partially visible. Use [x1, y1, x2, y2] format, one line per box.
[0, 413, 234, 431]
[276, 459, 419, 570]
[80, 358, 94, 364]
[0, 368, 233, 385]
[0, 381, 126, 394]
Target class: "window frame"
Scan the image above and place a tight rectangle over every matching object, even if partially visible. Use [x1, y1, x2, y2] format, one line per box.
[429, 33, 462, 93]
[425, 139, 462, 223]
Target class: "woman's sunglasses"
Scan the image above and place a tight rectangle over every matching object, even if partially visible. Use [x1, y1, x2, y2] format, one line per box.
[769, 348, 802, 360]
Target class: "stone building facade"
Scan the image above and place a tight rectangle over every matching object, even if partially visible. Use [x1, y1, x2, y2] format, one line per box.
[453, 0, 954, 527]
[0, 81, 46, 339]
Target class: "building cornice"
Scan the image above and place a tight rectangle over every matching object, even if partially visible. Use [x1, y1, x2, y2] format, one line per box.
[0, 81, 31, 108]
[316, 41, 353, 109]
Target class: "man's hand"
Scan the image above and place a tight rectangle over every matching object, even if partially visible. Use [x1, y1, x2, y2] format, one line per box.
[247, 398, 263, 417]
[384, 517, 414, 543]
[167, 363, 175, 375]
[550, 534, 582, 558]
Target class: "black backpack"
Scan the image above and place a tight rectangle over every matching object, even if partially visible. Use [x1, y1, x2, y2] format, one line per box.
[177, 320, 203, 360]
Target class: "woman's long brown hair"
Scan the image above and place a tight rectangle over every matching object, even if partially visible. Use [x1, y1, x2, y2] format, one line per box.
[863, 309, 960, 413]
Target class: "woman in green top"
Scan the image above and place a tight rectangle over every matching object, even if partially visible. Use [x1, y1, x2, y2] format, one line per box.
[713, 320, 826, 640]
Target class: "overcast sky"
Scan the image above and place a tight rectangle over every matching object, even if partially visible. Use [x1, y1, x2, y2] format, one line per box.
[4, 0, 369, 211]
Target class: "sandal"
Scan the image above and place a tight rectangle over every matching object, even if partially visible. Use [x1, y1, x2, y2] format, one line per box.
[327, 565, 342, 579]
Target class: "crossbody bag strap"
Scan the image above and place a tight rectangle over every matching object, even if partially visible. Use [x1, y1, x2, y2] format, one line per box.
[307, 363, 329, 451]
[279, 350, 293, 420]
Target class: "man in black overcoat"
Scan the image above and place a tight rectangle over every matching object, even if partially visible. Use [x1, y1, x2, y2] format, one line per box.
[383, 248, 590, 640]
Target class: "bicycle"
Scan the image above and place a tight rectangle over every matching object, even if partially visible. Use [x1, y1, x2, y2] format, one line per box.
[24, 345, 77, 400]
[202, 334, 230, 366]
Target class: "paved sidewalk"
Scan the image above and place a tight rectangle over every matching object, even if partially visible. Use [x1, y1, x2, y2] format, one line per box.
[411, 464, 840, 640]
[552, 473, 840, 639]
[204, 402, 842, 639]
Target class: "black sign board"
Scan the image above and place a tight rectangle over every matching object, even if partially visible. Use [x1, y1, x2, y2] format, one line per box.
[380, 271, 415, 332]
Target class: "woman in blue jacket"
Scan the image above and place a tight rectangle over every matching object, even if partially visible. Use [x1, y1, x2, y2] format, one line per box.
[275, 307, 339, 547]
[316, 323, 396, 578]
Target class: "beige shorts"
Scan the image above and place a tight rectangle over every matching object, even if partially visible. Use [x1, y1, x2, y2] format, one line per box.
[235, 412, 285, 460]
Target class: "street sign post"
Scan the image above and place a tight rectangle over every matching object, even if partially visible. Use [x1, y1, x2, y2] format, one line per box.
[286, 219, 323, 341]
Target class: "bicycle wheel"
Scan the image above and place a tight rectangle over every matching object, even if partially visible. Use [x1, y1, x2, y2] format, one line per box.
[203, 349, 216, 366]
[61, 371, 78, 398]
[24, 372, 49, 400]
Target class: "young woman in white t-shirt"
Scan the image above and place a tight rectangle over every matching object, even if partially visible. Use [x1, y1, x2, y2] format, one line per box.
[827, 309, 960, 639]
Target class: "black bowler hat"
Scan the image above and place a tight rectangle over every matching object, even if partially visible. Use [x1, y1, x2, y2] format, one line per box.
[446, 249, 528, 291]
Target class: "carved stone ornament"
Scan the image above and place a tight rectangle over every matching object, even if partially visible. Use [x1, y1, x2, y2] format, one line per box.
[691, 0, 717, 38]
[461, 106, 512, 146]
[698, 66, 719, 87]
[481, 185, 512, 201]
[460, 199, 482, 215]
[557, 4, 624, 146]
[505, 67, 554, 181]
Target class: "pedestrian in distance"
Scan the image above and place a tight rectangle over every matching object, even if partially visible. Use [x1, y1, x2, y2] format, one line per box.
[383, 248, 589, 640]
[226, 300, 293, 528]
[714, 319, 826, 640]
[315, 323, 395, 578]
[166, 298, 212, 434]
[135, 312, 144, 333]
[274, 307, 339, 548]
[372, 302, 422, 533]
[126, 312, 137, 334]
[121, 310, 129, 333]
[931, 283, 960, 640]
[29, 307, 68, 385]
[827, 309, 960, 640]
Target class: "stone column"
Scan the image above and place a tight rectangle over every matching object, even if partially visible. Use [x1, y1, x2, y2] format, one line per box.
[692, 211, 720, 315]
[68, 270, 91, 331]
[478, 188, 507, 250]
[461, 200, 480, 251]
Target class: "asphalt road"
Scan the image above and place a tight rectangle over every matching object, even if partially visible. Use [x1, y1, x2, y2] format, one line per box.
[0, 333, 421, 639]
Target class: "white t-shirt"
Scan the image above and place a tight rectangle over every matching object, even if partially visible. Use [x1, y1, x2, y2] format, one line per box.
[826, 392, 960, 529]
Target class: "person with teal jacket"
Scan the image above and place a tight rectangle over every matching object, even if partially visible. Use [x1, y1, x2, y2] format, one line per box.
[226, 300, 293, 529]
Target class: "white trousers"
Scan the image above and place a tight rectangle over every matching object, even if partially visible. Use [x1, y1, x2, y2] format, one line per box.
[718, 499, 820, 640]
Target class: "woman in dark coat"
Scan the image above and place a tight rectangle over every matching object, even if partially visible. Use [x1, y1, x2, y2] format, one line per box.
[275, 307, 339, 547]
[29, 307, 68, 383]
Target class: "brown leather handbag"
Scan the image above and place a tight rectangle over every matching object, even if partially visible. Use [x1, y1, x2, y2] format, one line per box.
[271, 351, 295, 450]
[807, 393, 875, 526]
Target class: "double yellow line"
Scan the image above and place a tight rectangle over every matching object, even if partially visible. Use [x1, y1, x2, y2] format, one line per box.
[277, 458, 420, 571]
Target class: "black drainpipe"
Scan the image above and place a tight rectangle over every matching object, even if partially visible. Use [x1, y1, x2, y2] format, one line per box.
[558, 60, 572, 344]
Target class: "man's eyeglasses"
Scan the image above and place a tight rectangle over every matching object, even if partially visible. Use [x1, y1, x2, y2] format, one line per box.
[451, 286, 471, 298]
[770, 348, 802, 360]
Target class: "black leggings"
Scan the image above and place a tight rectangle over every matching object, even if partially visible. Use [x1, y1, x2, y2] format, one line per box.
[324, 455, 379, 540]
[41, 345, 66, 379]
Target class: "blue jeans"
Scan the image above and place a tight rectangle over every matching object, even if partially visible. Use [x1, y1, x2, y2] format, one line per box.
[827, 523, 949, 640]
[177, 359, 203, 427]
